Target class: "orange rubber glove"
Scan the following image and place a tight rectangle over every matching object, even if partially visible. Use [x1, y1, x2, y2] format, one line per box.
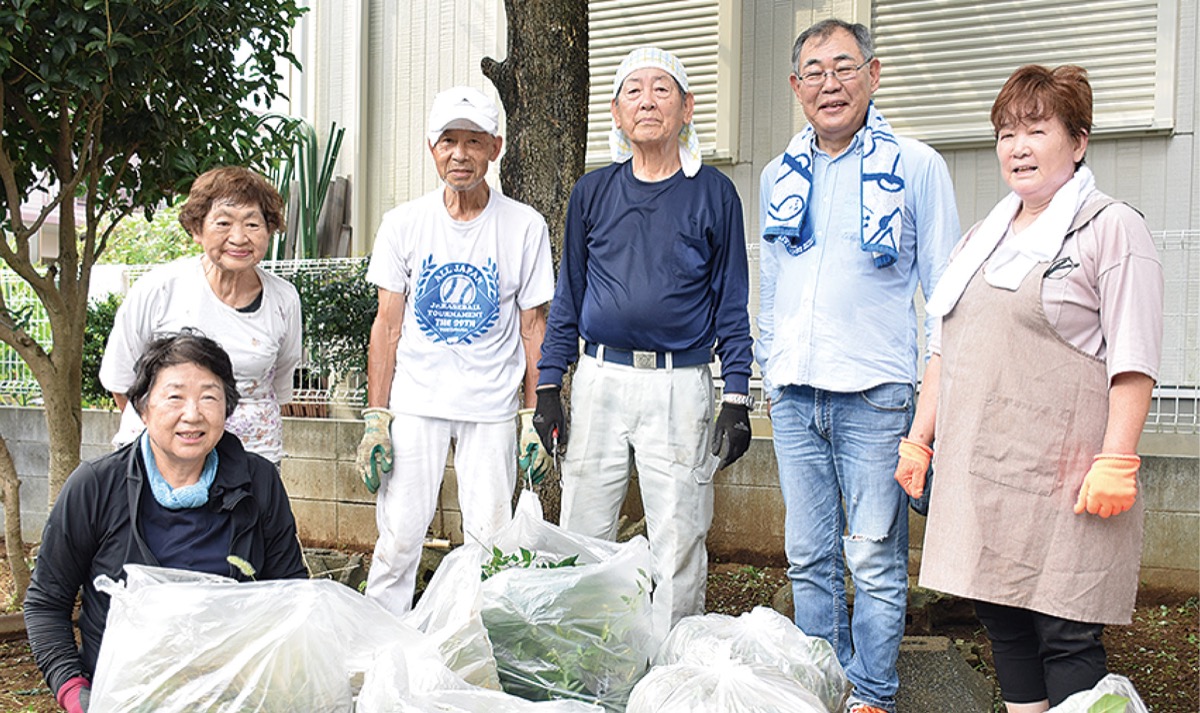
[894, 438, 933, 499]
[1073, 454, 1140, 518]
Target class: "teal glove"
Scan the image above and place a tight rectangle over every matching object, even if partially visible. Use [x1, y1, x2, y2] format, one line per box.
[356, 408, 394, 494]
[518, 408, 552, 484]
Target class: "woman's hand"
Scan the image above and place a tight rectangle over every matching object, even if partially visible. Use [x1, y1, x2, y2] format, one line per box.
[1074, 454, 1140, 518]
[894, 438, 933, 498]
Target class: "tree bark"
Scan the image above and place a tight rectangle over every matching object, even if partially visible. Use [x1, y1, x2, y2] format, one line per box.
[482, 0, 589, 266]
[0, 436, 31, 605]
[483, 0, 589, 522]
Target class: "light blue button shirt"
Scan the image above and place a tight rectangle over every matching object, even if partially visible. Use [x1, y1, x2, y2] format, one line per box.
[756, 129, 960, 395]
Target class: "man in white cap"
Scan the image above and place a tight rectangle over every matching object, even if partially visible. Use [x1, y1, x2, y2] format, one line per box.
[533, 48, 754, 638]
[357, 86, 555, 616]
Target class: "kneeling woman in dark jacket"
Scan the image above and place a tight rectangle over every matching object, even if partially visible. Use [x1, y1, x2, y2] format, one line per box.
[24, 329, 307, 712]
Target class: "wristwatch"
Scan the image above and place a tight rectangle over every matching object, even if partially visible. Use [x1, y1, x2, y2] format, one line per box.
[722, 392, 756, 410]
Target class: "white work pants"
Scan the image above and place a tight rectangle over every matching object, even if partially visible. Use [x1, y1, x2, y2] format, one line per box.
[559, 355, 719, 640]
[366, 413, 516, 617]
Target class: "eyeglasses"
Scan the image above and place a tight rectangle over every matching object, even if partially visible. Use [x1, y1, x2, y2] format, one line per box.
[796, 58, 873, 87]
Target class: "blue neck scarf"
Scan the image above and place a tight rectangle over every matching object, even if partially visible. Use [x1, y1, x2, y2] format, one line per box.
[140, 433, 219, 510]
[763, 101, 905, 268]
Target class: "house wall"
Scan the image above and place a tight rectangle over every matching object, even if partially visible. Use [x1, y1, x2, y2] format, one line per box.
[295, 1, 1198, 374]
[1, 408, 1195, 594]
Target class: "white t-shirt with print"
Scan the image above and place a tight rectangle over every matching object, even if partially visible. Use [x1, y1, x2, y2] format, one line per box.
[367, 188, 554, 422]
[99, 256, 303, 462]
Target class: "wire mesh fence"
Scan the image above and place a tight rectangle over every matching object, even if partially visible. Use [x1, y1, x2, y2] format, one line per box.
[1, 258, 369, 411]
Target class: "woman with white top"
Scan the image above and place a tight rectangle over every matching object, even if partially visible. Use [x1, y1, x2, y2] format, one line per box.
[100, 166, 302, 465]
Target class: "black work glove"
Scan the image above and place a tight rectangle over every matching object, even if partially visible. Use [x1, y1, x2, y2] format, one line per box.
[711, 403, 751, 470]
[532, 386, 567, 453]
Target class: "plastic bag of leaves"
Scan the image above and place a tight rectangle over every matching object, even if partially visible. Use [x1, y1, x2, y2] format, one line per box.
[626, 654, 828, 713]
[412, 491, 657, 711]
[89, 564, 436, 712]
[1045, 674, 1149, 713]
[653, 606, 849, 712]
[359, 640, 603, 713]
[402, 543, 503, 690]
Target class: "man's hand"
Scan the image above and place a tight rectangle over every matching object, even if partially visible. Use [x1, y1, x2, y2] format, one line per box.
[57, 676, 90, 713]
[894, 437, 933, 498]
[517, 408, 552, 484]
[1074, 454, 1140, 518]
[532, 386, 567, 453]
[711, 403, 751, 470]
[356, 408, 394, 494]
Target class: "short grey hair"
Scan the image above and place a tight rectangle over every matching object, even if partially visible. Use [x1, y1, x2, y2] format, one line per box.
[791, 19, 875, 76]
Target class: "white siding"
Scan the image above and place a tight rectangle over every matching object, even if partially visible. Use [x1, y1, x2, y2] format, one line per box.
[363, 0, 506, 246]
[587, 0, 738, 163]
[871, 0, 1177, 145]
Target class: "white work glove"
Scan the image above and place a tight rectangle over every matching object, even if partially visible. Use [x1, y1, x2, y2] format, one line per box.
[517, 408, 552, 484]
[356, 408, 394, 494]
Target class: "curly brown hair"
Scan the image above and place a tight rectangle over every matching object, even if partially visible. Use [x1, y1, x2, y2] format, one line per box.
[178, 166, 286, 236]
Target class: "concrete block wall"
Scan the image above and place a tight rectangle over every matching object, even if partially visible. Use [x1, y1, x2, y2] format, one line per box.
[2, 408, 1196, 594]
[277, 418, 463, 549]
[0, 407, 122, 542]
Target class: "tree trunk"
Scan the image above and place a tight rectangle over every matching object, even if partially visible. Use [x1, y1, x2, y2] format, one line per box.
[42, 372, 84, 508]
[483, 0, 589, 523]
[482, 0, 589, 266]
[0, 436, 31, 604]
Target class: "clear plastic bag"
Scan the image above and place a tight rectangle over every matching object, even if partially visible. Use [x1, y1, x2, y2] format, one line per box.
[402, 543, 502, 690]
[89, 564, 436, 712]
[1046, 674, 1149, 713]
[360, 642, 602, 713]
[412, 491, 657, 711]
[653, 606, 849, 712]
[626, 657, 829, 713]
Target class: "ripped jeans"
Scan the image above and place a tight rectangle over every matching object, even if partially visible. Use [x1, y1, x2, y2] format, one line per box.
[770, 383, 912, 712]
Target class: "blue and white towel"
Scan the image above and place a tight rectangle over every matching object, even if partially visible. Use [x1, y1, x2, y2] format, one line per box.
[763, 102, 904, 268]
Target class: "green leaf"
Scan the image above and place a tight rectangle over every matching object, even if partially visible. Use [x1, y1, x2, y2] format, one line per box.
[1087, 694, 1130, 713]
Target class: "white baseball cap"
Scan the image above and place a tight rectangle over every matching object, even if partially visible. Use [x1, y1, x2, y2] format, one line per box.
[427, 86, 500, 145]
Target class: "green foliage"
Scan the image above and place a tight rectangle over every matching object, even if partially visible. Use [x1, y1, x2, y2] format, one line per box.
[256, 115, 346, 260]
[81, 292, 121, 409]
[481, 546, 580, 581]
[99, 202, 200, 265]
[0, 0, 306, 227]
[289, 260, 375, 396]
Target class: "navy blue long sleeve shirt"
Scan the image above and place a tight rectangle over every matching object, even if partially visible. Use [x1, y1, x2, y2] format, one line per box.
[538, 162, 753, 394]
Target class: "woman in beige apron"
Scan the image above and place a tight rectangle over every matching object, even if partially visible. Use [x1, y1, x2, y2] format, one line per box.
[893, 66, 1163, 712]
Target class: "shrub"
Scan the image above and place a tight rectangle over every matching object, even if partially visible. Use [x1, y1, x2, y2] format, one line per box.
[82, 293, 123, 409]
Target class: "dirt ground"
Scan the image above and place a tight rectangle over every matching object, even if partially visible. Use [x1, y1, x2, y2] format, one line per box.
[704, 560, 1199, 713]
[1, 551, 1196, 712]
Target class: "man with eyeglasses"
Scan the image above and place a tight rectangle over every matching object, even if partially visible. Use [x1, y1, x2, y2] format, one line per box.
[757, 19, 959, 713]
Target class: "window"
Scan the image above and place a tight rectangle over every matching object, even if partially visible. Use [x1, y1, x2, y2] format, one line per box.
[587, 0, 740, 164]
[871, 0, 1177, 145]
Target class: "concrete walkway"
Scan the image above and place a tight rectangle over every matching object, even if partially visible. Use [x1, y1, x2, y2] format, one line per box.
[896, 636, 995, 712]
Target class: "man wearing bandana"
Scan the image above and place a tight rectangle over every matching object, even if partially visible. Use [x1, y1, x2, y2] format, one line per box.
[534, 48, 754, 640]
[757, 19, 959, 713]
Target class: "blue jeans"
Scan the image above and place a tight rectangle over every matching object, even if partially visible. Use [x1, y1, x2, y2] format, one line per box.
[770, 383, 912, 711]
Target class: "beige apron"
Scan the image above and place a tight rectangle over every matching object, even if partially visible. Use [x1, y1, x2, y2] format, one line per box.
[919, 201, 1143, 625]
